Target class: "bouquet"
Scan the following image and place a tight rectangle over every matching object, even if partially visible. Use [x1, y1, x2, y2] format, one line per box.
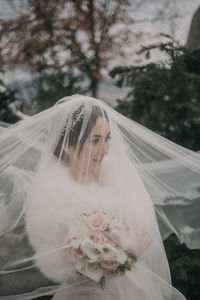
[67, 211, 140, 289]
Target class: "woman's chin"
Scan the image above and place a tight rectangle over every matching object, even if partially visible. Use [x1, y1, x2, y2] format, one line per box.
[90, 161, 102, 174]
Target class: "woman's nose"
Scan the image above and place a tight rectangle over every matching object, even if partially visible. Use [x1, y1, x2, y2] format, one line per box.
[101, 141, 109, 155]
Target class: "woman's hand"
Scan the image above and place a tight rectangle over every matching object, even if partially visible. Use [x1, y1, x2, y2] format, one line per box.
[128, 228, 152, 257]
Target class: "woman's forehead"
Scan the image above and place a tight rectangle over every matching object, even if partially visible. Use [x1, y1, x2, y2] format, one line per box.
[91, 117, 110, 135]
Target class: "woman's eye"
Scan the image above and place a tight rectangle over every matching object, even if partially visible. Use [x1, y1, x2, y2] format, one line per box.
[106, 136, 111, 141]
[91, 139, 99, 145]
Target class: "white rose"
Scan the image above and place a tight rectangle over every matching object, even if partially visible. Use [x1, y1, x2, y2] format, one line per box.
[81, 239, 103, 262]
[104, 230, 132, 251]
[102, 243, 127, 264]
[110, 218, 124, 233]
[119, 237, 132, 251]
[75, 260, 104, 283]
[83, 230, 107, 244]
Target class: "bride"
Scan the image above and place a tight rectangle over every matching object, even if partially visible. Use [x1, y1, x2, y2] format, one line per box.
[0, 95, 199, 299]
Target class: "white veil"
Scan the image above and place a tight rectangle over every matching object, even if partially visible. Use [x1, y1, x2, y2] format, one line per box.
[0, 95, 199, 299]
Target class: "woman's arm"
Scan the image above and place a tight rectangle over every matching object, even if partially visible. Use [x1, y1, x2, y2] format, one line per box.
[25, 183, 76, 283]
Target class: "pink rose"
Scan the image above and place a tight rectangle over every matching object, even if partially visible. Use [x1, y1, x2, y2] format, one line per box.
[84, 212, 109, 231]
[106, 238, 116, 247]
[68, 237, 83, 260]
[101, 258, 119, 271]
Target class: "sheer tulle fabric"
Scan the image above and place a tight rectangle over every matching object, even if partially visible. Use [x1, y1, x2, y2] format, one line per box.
[0, 95, 198, 299]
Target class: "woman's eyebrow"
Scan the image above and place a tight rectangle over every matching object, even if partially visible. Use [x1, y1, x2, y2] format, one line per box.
[90, 132, 111, 138]
[89, 134, 101, 138]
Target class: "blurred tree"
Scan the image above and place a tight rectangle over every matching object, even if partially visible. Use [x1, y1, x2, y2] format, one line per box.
[0, 77, 20, 123]
[110, 37, 200, 151]
[31, 69, 85, 111]
[0, 0, 132, 98]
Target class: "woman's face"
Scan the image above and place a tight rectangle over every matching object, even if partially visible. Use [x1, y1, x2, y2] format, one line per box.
[67, 117, 111, 183]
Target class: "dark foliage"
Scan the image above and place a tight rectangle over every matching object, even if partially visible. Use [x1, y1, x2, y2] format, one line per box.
[164, 234, 200, 300]
[0, 79, 20, 124]
[110, 38, 200, 151]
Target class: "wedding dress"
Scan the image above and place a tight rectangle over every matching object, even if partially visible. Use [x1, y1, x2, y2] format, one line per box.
[0, 95, 199, 299]
[25, 160, 183, 300]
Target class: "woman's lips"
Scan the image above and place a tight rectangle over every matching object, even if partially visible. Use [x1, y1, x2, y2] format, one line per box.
[93, 157, 103, 163]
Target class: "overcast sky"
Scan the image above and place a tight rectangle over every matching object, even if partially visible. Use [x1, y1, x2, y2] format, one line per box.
[108, 0, 199, 69]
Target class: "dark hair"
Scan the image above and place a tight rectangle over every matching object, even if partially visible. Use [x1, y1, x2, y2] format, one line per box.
[54, 105, 108, 163]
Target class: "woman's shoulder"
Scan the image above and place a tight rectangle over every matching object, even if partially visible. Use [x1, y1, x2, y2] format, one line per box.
[25, 164, 81, 212]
